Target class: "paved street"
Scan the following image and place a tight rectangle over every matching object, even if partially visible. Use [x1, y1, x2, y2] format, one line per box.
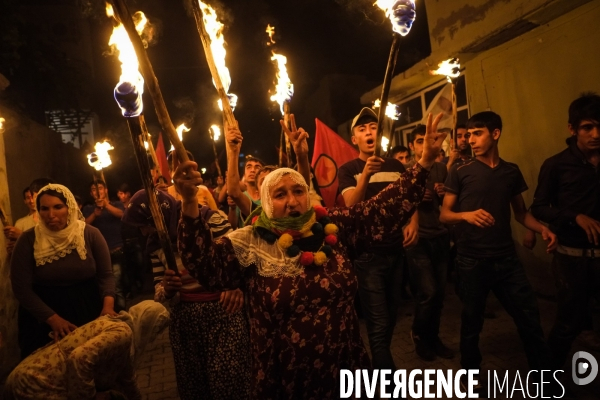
[134, 285, 600, 399]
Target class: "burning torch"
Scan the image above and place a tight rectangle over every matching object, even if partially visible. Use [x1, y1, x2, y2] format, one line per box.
[373, 99, 400, 154]
[107, 4, 179, 273]
[87, 141, 114, 190]
[266, 25, 294, 167]
[431, 58, 460, 147]
[208, 124, 223, 177]
[374, 0, 416, 156]
[190, 1, 237, 128]
[109, 0, 190, 163]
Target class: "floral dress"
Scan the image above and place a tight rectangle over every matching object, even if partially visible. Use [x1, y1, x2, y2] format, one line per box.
[178, 165, 428, 399]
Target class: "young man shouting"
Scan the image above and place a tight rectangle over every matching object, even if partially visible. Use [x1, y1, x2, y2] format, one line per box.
[338, 107, 418, 371]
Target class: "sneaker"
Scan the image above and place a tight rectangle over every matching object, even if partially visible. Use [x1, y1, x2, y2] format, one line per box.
[411, 331, 436, 361]
[433, 337, 454, 359]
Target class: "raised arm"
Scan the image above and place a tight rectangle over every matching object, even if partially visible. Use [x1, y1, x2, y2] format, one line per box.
[224, 122, 253, 217]
[174, 160, 246, 290]
[281, 114, 311, 186]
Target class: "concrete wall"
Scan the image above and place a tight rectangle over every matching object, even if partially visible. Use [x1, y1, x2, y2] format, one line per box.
[425, 0, 591, 56]
[463, 0, 600, 295]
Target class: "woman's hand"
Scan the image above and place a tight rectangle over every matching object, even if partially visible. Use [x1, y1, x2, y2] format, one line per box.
[220, 288, 244, 314]
[419, 112, 446, 170]
[280, 114, 309, 158]
[163, 269, 182, 298]
[172, 155, 202, 203]
[46, 314, 77, 342]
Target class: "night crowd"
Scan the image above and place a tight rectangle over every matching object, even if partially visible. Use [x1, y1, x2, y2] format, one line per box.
[2, 92, 599, 399]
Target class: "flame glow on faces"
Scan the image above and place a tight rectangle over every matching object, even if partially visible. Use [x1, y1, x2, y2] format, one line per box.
[170, 124, 191, 151]
[267, 25, 294, 116]
[431, 58, 460, 82]
[375, 0, 416, 36]
[210, 124, 221, 141]
[381, 136, 390, 153]
[88, 141, 114, 171]
[198, 1, 236, 111]
[374, 99, 400, 120]
[106, 3, 147, 95]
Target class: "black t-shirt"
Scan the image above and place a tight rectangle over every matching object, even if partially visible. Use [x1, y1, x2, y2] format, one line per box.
[444, 158, 528, 258]
[338, 157, 405, 253]
[338, 157, 405, 201]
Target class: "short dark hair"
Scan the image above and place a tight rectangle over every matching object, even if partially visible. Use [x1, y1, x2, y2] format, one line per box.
[36, 189, 67, 211]
[257, 165, 278, 178]
[118, 183, 131, 194]
[456, 123, 466, 130]
[408, 124, 426, 144]
[390, 145, 410, 157]
[244, 157, 265, 169]
[466, 111, 502, 133]
[29, 178, 55, 194]
[22, 187, 31, 198]
[89, 180, 107, 189]
[568, 92, 600, 129]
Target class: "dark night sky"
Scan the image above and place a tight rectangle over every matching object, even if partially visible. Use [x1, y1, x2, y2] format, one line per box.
[3, 0, 430, 189]
[91, 0, 430, 170]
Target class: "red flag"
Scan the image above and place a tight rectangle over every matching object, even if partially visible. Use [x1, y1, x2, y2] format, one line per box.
[155, 132, 171, 183]
[311, 119, 358, 207]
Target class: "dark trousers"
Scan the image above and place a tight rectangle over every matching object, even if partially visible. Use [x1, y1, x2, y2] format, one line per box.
[355, 252, 403, 370]
[548, 252, 600, 369]
[406, 234, 450, 341]
[455, 254, 549, 370]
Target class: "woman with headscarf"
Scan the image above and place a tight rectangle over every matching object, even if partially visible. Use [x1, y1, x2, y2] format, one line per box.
[123, 188, 250, 400]
[11, 184, 116, 358]
[170, 114, 446, 398]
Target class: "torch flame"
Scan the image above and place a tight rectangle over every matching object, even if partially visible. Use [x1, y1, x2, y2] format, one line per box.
[217, 93, 238, 112]
[270, 53, 294, 116]
[375, 0, 416, 36]
[170, 124, 190, 151]
[87, 141, 114, 171]
[199, 1, 232, 94]
[0, 117, 5, 131]
[431, 58, 460, 82]
[374, 99, 400, 120]
[266, 24, 276, 45]
[381, 136, 390, 153]
[107, 4, 147, 95]
[210, 125, 221, 141]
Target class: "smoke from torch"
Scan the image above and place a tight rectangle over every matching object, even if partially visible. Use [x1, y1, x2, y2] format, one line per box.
[375, 0, 416, 36]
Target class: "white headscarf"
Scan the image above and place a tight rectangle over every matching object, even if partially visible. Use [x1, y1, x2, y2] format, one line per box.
[33, 184, 87, 266]
[259, 168, 310, 218]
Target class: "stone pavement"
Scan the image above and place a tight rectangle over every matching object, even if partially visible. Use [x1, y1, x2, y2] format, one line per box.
[134, 286, 600, 399]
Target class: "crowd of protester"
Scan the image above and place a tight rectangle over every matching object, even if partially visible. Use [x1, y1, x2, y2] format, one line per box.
[2, 92, 599, 399]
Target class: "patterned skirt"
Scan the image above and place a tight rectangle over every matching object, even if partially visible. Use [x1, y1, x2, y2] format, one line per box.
[169, 300, 251, 400]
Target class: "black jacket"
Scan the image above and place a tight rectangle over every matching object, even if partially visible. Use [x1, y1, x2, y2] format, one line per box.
[531, 138, 600, 248]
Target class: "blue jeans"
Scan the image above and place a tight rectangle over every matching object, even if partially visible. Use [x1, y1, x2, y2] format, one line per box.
[406, 234, 449, 341]
[355, 252, 403, 370]
[455, 254, 549, 370]
[548, 252, 600, 369]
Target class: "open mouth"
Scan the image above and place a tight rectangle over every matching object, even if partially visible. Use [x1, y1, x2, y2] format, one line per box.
[289, 211, 301, 217]
[366, 138, 374, 145]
